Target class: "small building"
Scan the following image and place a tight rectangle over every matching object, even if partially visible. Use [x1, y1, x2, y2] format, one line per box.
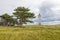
[0, 16, 7, 25]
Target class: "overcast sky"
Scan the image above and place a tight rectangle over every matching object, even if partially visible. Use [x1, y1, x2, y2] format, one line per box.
[0, 0, 60, 24]
[0, 0, 44, 15]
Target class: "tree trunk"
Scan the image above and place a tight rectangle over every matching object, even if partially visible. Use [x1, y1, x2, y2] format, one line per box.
[19, 19, 23, 27]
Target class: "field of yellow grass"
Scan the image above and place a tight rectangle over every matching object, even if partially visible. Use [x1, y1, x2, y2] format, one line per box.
[0, 25, 60, 40]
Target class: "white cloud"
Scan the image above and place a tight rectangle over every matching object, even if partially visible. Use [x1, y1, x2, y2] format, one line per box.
[42, 21, 60, 25]
[38, 0, 60, 25]
[0, 0, 44, 15]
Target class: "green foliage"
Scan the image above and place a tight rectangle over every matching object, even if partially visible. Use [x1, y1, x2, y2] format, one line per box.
[1, 13, 17, 26]
[13, 7, 35, 26]
[1, 13, 12, 22]
[14, 7, 30, 11]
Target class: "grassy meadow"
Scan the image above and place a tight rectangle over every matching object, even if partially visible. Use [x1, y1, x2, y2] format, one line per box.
[0, 25, 60, 40]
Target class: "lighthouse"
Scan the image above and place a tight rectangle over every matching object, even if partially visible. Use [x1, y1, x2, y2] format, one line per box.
[38, 13, 41, 25]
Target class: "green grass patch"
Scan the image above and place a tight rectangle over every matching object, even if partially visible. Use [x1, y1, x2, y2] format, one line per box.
[0, 25, 60, 40]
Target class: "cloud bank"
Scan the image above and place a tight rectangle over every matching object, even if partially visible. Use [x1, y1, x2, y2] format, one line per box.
[39, 0, 60, 24]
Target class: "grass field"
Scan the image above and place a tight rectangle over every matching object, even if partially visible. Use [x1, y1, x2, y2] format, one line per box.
[0, 25, 60, 40]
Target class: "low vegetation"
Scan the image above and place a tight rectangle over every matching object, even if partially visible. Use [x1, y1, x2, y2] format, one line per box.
[0, 25, 60, 40]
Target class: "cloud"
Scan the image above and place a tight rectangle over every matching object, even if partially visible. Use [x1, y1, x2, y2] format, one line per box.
[40, 1, 54, 22]
[39, 0, 60, 24]
[41, 21, 60, 25]
[0, 0, 44, 16]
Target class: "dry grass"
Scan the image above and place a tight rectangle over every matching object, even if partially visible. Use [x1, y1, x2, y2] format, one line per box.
[0, 25, 60, 40]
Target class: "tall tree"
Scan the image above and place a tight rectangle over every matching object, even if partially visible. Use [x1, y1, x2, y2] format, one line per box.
[13, 7, 35, 26]
[1, 13, 17, 26]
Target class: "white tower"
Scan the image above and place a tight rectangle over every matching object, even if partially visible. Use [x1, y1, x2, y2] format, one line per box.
[38, 13, 41, 25]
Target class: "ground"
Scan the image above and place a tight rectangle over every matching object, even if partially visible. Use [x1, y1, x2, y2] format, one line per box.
[0, 25, 60, 40]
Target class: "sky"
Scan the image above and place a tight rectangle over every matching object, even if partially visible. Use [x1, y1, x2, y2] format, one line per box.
[0, 0, 60, 25]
